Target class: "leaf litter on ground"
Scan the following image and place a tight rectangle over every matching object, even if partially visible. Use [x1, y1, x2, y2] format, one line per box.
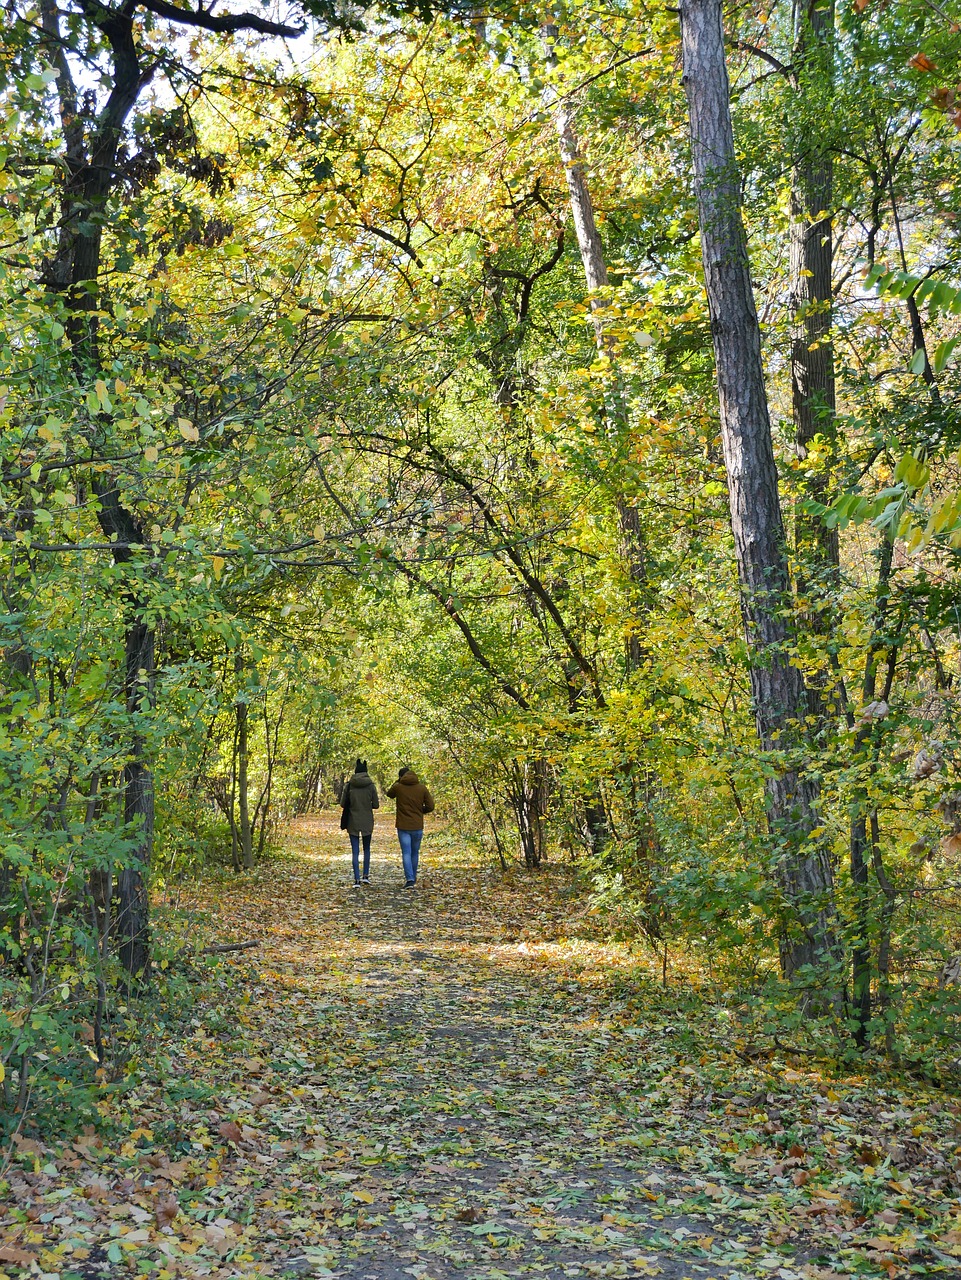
[1, 814, 960, 1280]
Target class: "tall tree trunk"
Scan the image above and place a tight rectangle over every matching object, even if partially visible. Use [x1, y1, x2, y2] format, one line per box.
[791, 1, 837, 570]
[679, 0, 838, 979]
[545, 37, 609, 301]
[543, 25, 646, 669]
[790, 0, 840, 726]
[42, 0, 155, 978]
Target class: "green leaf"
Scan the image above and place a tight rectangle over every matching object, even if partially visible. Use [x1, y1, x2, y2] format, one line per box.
[932, 335, 959, 374]
[894, 453, 929, 489]
[929, 281, 960, 314]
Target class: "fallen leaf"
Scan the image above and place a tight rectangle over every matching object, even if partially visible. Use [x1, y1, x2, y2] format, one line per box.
[156, 1196, 179, 1227]
[218, 1120, 243, 1144]
[0, 1246, 36, 1265]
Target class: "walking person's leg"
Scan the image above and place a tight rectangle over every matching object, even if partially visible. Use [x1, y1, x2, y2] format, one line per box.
[398, 829, 415, 885]
[409, 828, 424, 882]
[362, 832, 372, 883]
[349, 833, 361, 885]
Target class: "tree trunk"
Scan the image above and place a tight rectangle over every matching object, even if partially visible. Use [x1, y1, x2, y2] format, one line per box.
[43, 0, 155, 978]
[235, 657, 254, 871]
[870, 810, 898, 1058]
[255, 686, 286, 857]
[545, 41, 609, 300]
[791, 1, 837, 557]
[790, 0, 840, 723]
[679, 0, 838, 979]
[847, 537, 896, 1044]
[543, 25, 646, 669]
[511, 759, 547, 868]
[115, 618, 154, 979]
[227, 714, 242, 871]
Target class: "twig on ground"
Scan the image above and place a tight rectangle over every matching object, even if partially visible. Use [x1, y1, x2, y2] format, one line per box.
[201, 941, 261, 955]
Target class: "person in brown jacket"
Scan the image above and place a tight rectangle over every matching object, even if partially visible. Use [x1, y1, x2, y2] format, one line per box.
[386, 767, 435, 887]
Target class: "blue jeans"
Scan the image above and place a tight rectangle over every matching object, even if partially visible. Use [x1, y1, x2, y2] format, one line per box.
[398, 828, 423, 883]
[349, 832, 371, 882]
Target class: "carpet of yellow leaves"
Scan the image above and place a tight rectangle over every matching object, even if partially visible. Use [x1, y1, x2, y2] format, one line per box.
[1, 815, 959, 1280]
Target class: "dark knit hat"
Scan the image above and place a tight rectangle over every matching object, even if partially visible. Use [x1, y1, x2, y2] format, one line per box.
[398, 765, 409, 780]
[355, 757, 367, 773]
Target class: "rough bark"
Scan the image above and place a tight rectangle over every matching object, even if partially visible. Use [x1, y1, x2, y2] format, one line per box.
[790, 0, 840, 699]
[790, 2, 837, 550]
[679, 0, 838, 979]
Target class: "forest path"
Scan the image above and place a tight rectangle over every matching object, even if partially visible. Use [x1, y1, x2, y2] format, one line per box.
[197, 815, 744, 1280]
[9, 817, 955, 1280]
[168, 815, 941, 1280]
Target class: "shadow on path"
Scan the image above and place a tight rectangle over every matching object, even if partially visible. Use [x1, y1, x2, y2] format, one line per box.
[201, 817, 762, 1280]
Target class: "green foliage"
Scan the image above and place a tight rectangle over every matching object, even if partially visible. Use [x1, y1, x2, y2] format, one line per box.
[2, 0, 961, 1137]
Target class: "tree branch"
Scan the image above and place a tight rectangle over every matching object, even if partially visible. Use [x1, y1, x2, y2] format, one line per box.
[730, 39, 793, 80]
[137, 0, 305, 38]
[362, 223, 424, 267]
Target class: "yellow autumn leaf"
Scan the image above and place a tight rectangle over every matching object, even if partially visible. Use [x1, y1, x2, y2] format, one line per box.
[212, 556, 225, 580]
[179, 418, 199, 442]
[144, 446, 159, 463]
[352, 1189, 374, 1204]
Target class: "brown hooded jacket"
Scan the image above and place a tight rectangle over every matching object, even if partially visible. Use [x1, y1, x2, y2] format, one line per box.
[386, 772, 435, 831]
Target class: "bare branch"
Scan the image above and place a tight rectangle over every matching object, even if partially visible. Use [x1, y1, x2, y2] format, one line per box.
[137, 0, 305, 38]
[730, 39, 793, 80]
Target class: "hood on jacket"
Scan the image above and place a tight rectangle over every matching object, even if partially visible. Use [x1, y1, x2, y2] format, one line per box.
[399, 771, 420, 785]
[350, 772, 374, 788]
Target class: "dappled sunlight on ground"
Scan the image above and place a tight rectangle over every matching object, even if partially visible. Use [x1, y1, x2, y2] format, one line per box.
[2, 818, 958, 1280]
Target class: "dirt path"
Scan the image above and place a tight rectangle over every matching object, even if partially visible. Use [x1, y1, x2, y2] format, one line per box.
[215, 818, 737, 1280]
[4, 817, 958, 1280]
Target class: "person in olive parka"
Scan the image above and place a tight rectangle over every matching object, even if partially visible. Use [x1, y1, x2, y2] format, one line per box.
[344, 758, 379, 887]
[386, 766, 435, 888]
